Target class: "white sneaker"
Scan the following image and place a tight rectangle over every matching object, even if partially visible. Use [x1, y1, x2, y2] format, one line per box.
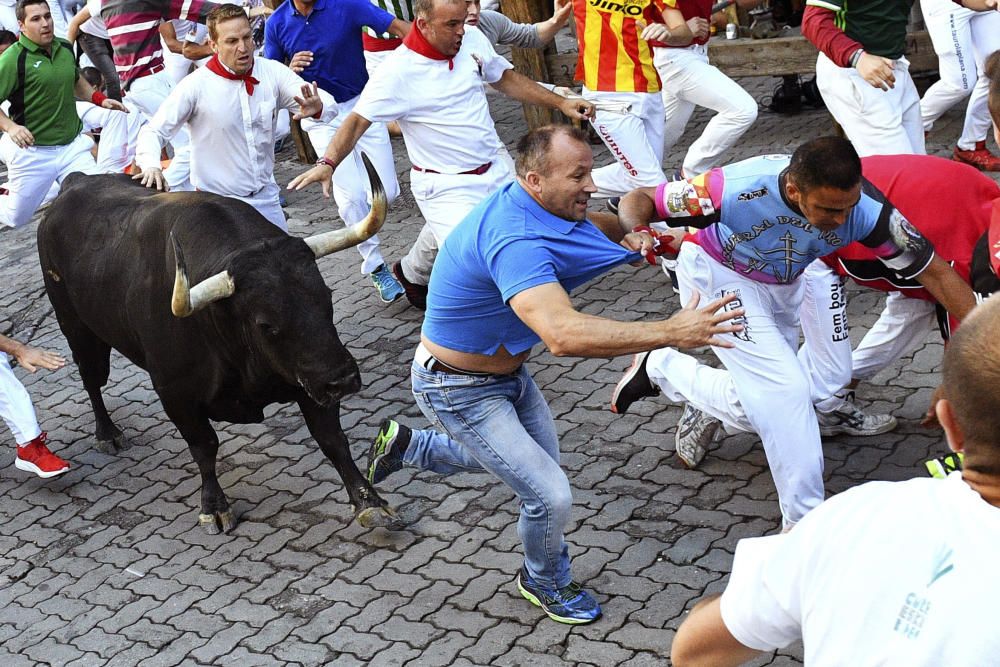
[816, 391, 897, 437]
[675, 403, 722, 468]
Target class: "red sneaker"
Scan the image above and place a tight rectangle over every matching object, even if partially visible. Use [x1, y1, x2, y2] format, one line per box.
[14, 433, 70, 478]
[952, 141, 1000, 172]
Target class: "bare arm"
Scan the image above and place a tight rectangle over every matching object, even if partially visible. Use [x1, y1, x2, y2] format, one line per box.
[957, 0, 998, 9]
[671, 595, 763, 667]
[914, 254, 977, 323]
[617, 186, 661, 234]
[510, 283, 744, 357]
[74, 72, 128, 111]
[491, 68, 594, 120]
[286, 112, 372, 196]
[387, 17, 411, 38]
[638, 7, 708, 47]
[159, 22, 184, 54]
[66, 6, 92, 43]
[182, 39, 213, 60]
[533, 0, 572, 45]
[0, 335, 66, 372]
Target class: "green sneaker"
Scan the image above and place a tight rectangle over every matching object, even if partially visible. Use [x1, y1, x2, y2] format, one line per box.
[367, 419, 411, 484]
[516, 567, 602, 625]
[925, 452, 964, 479]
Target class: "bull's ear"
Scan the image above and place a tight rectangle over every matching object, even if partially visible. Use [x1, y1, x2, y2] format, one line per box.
[305, 152, 387, 259]
[170, 232, 236, 317]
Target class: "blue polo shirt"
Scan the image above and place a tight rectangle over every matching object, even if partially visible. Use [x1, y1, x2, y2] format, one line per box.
[422, 182, 641, 356]
[263, 0, 394, 102]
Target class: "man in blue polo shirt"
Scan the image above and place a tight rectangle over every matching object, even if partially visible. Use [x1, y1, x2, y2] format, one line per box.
[264, 0, 407, 303]
[364, 125, 743, 625]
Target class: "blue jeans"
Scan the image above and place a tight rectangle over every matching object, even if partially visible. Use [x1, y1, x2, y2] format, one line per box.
[408, 362, 572, 588]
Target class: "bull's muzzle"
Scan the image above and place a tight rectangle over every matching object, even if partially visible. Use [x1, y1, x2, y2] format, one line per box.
[304, 152, 387, 259]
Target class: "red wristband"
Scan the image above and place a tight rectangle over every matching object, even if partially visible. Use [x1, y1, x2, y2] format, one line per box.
[91, 90, 108, 106]
[316, 157, 336, 170]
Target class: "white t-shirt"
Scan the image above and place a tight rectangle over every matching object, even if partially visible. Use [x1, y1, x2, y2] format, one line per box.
[721, 473, 1000, 666]
[136, 57, 337, 197]
[352, 25, 512, 174]
[81, 0, 109, 39]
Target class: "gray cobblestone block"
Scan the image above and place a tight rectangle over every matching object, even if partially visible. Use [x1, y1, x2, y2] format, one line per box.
[65, 652, 108, 667]
[268, 640, 336, 666]
[608, 621, 671, 655]
[450, 570, 512, 613]
[193, 581, 257, 615]
[217, 599, 283, 628]
[0, 649, 46, 667]
[496, 646, 579, 667]
[188, 621, 257, 664]
[369, 615, 445, 647]
[457, 623, 533, 664]
[317, 624, 390, 661]
[338, 548, 401, 585]
[70, 627, 132, 658]
[126, 574, 189, 602]
[22, 636, 86, 665]
[566, 635, 633, 665]
[166, 608, 232, 638]
[166, 564, 234, 593]
[288, 602, 358, 642]
[423, 603, 498, 639]
[98, 595, 164, 634]
[238, 614, 306, 653]
[339, 592, 408, 633]
[457, 545, 521, 576]
[394, 580, 462, 623]
[362, 569, 434, 597]
[102, 643, 159, 667]
[215, 645, 290, 666]
[121, 618, 182, 649]
[241, 570, 302, 606]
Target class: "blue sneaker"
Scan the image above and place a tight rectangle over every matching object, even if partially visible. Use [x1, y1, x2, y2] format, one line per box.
[367, 419, 411, 484]
[516, 567, 602, 624]
[370, 264, 404, 304]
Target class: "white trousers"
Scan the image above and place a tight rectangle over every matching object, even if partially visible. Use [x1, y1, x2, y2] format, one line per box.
[816, 52, 925, 157]
[799, 262, 938, 407]
[0, 352, 41, 445]
[76, 100, 145, 174]
[0, 134, 98, 229]
[920, 0, 1000, 149]
[584, 88, 666, 198]
[654, 44, 758, 176]
[125, 70, 193, 191]
[400, 153, 515, 285]
[647, 244, 827, 524]
[303, 95, 399, 275]
[231, 180, 287, 232]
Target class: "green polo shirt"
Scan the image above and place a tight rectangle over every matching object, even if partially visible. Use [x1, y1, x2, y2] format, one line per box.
[0, 34, 82, 146]
[806, 0, 913, 60]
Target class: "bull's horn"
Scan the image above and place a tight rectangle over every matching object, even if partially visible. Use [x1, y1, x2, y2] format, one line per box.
[170, 232, 236, 317]
[305, 152, 387, 259]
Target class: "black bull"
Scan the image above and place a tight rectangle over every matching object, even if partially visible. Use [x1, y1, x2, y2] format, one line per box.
[37, 160, 397, 533]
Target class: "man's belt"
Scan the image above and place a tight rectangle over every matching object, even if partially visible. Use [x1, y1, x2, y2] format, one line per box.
[123, 62, 165, 92]
[412, 162, 491, 176]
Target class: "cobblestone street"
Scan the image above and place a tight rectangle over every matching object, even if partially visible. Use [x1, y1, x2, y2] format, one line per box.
[1, 70, 997, 666]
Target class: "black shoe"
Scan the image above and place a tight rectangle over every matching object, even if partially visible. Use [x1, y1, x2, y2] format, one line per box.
[367, 419, 412, 485]
[610, 352, 659, 415]
[391, 261, 428, 310]
[606, 197, 620, 215]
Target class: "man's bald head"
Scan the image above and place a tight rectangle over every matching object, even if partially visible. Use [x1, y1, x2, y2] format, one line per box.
[414, 0, 466, 20]
[942, 296, 1000, 475]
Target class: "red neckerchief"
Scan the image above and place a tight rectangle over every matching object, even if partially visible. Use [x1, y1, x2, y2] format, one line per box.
[403, 23, 454, 70]
[206, 54, 260, 95]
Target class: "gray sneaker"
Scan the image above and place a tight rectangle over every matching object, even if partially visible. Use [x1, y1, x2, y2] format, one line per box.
[816, 392, 897, 437]
[675, 403, 722, 468]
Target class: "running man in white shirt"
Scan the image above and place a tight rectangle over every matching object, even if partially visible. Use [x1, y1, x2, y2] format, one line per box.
[670, 293, 1000, 667]
[287, 0, 594, 309]
[134, 3, 336, 231]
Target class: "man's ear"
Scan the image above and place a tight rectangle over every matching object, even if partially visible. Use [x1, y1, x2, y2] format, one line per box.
[784, 176, 801, 205]
[937, 398, 966, 455]
[522, 171, 543, 193]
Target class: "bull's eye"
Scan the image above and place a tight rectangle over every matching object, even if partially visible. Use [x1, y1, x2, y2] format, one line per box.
[257, 321, 281, 338]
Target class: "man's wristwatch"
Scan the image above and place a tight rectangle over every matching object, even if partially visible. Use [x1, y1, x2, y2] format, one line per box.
[316, 157, 336, 170]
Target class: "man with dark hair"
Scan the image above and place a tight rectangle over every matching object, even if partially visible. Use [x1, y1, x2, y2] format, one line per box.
[611, 136, 975, 529]
[0, 0, 127, 228]
[0, 29, 16, 53]
[287, 0, 594, 309]
[133, 4, 334, 230]
[362, 124, 743, 625]
[670, 294, 1000, 667]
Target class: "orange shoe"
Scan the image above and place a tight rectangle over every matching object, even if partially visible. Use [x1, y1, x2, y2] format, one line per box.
[952, 141, 1000, 172]
[14, 433, 69, 478]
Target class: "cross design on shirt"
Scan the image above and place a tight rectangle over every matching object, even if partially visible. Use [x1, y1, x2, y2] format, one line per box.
[752, 231, 808, 283]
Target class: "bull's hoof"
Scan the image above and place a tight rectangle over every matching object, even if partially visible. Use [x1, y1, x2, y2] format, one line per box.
[95, 426, 129, 454]
[198, 510, 238, 535]
[355, 505, 404, 529]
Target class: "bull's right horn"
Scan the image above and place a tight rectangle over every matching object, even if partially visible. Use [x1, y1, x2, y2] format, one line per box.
[170, 233, 236, 317]
[304, 152, 387, 259]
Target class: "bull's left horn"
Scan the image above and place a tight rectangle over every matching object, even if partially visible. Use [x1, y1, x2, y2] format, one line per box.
[170, 233, 236, 317]
[305, 152, 387, 259]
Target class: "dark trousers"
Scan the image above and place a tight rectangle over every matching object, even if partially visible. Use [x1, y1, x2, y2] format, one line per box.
[78, 32, 122, 101]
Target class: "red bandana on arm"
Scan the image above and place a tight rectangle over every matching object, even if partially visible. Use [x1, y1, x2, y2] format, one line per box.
[205, 54, 260, 94]
[403, 23, 454, 70]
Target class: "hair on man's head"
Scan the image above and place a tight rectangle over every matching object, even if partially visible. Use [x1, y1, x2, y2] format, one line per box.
[15, 0, 49, 23]
[788, 136, 862, 193]
[942, 296, 1000, 476]
[515, 124, 589, 180]
[207, 3, 249, 41]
